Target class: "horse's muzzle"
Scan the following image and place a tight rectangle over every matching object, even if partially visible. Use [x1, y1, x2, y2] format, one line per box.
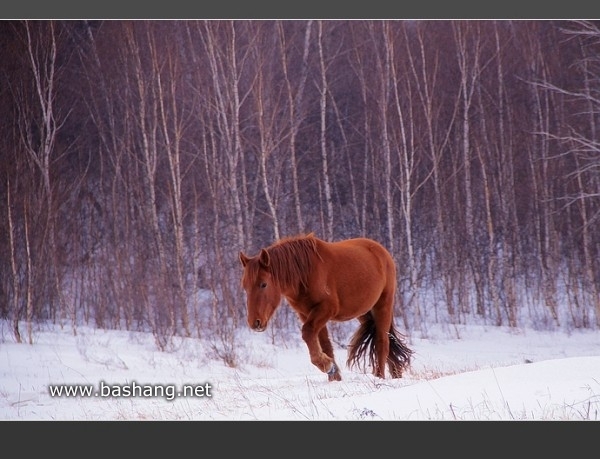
[251, 319, 266, 332]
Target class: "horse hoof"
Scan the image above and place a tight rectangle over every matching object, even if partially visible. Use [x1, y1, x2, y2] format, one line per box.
[327, 362, 342, 381]
[328, 372, 342, 382]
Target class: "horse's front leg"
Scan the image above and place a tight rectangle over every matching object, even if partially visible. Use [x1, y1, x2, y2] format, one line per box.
[318, 326, 342, 381]
[300, 307, 340, 381]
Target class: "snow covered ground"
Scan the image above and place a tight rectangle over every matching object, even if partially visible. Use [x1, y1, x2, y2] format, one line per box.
[1, 320, 599, 420]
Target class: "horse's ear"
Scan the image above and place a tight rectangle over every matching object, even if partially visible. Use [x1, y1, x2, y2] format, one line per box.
[259, 248, 270, 267]
[239, 252, 250, 267]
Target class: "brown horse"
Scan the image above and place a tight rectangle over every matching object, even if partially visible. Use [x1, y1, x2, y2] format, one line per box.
[239, 233, 412, 381]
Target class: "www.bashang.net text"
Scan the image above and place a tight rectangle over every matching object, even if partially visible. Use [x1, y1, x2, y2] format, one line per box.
[48, 380, 212, 402]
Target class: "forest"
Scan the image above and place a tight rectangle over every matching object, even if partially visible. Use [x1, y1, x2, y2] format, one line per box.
[1, 20, 599, 351]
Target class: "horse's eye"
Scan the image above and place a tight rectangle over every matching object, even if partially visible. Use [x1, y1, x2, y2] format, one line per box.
[260, 282, 267, 289]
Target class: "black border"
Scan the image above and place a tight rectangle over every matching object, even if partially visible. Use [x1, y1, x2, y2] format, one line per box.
[2, 420, 597, 454]
[3, 0, 600, 20]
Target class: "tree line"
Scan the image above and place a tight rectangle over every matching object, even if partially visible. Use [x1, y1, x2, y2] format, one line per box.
[1, 20, 599, 350]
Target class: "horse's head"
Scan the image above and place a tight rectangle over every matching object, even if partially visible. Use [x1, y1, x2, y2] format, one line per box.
[239, 249, 282, 332]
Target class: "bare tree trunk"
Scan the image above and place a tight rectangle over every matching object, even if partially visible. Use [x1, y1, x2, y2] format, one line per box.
[254, 29, 282, 241]
[453, 22, 484, 316]
[387, 23, 421, 328]
[18, 21, 67, 333]
[200, 21, 248, 249]
[348, 31, 374, 236]
[473, 112, 502, 325]
[531, 58, 560, 325]
[493, 22, 518, 328]
[124, 24, 174, 343]
[153, 34, 191, 337]
[6, 177, 22, 343]
[24, 198, 33, 344]
[365, 22, 396, 252]
[574, 153, 599, 326]
[317, 21, 334, 241]
[81, 21, 133, 330]
[278, 20, 313, 234]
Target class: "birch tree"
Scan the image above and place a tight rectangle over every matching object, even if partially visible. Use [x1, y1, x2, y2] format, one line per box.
[452, 21, 486, 316]
[317, 21, 335, 241]
[15, 21, 68, 336]
[278, 20, 313, 234]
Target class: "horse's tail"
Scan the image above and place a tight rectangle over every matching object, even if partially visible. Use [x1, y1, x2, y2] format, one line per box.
[346, 314, 413, 378]
[387, 322, 413, 378]
[346, 315, 377, 374]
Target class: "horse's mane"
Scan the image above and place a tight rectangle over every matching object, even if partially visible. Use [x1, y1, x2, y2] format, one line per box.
[265, 233, 321, 292]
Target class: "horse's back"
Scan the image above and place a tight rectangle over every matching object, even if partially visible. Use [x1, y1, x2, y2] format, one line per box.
[318, 237, 396, 304]
[329, 237, 394, 271]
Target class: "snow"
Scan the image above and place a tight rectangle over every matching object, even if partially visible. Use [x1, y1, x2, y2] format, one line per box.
[1, 320, 599, 420]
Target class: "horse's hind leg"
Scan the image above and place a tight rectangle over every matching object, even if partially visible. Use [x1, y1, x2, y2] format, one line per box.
[318, 326, 341, 381]
[370, 294, 394, 379]
[373, 324, 390, 379]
